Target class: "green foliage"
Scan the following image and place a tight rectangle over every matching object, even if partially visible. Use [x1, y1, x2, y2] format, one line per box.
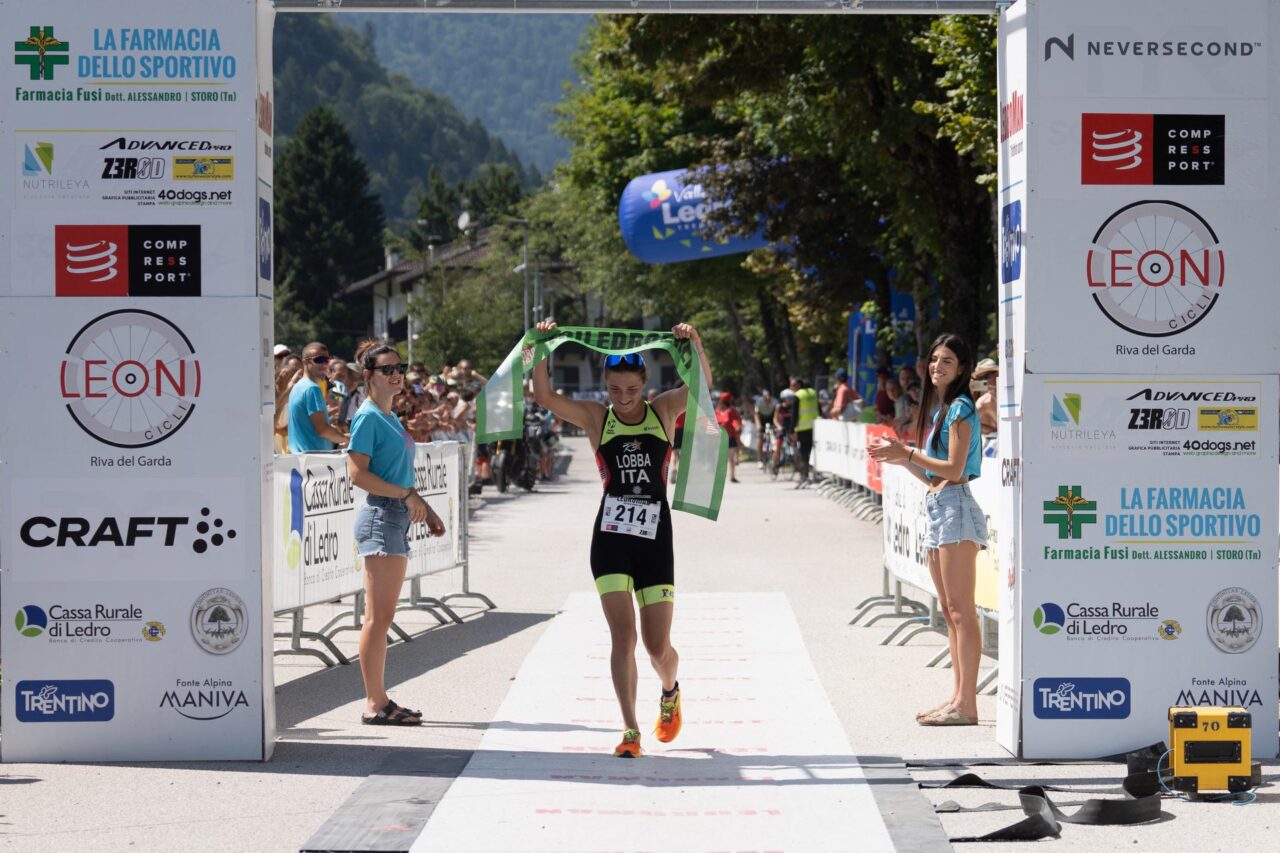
[274, 14, 533, 227]
[274, 105, 385, 356]
[345, 13, 589, 173]
[914, 15, 999, 186]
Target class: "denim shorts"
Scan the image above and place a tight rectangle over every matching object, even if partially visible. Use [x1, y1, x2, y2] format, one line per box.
[923, 483, 989, 550]
[354, 495, 412, 558]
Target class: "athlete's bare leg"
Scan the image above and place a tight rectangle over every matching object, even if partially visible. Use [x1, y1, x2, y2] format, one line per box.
[600, 591, 640, 730]
[639, 601, 678, 692]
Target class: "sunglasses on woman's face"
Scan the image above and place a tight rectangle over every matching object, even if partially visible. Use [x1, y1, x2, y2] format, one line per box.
[605, 353, 643, 368]
[376, 364, 408, 376]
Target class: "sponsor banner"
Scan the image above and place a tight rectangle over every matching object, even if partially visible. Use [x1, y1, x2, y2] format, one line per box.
[4, 1, 257, 118]
[272, 443, 466, 613]
[1033, 0, 1269, 100]
[0, 299, 263, 466]
[997, 0, 1027, 419]
[812, 419, 866, 488]
[14, 130, 244, 210]
[5, 209, 257, 298]
[1024, 198, 1280, 373]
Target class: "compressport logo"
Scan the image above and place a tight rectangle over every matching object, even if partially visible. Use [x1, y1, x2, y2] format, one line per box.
[1033, 677, 1131, 719]
[16, 680, 115, 723]
[19, 507, 236, 554]
[1086, 201, 1223, 337]
[60, 310, 201, 449]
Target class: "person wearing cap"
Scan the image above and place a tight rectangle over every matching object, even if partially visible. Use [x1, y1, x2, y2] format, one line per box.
[715, 391, 743, 483]
[273, 343, 292, 371]
[831, 368, 862, 422]
[972, 358, 999, 436]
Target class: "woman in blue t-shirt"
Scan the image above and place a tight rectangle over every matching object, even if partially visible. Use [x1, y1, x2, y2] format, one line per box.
[870, 333, 988, 727]
[346, 344, 446, 726]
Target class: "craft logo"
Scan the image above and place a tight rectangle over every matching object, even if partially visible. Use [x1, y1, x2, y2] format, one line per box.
[173, 156, 233, 180]
[1000, 90, 1024, 142]
[1050, 393, 1081, 427]
[1206, 587, 1261, 653]
[1033, 678, 1130, 719]
[159, 677, 249, 720]
[56, 225, 201, 297]
[1000, 200, 1022, 284]
[1175, 677, 1263, 709]
[1086, 201, 1223, 337]
[14, 26, 70, 81]
[14, 602, 154, 643]
[1044, 33, 1257, 62]
[23, 141, 54, 176]
[1031, 601, 1170, 641]
[20, 507, 236, 554]
[191, 588, 247, 655]
[60, 310, 201, 449]
[1082, 114, 1224, 185]
[16, 680, 114, 723]
[1197, 407, 1257, 432]
[258, 197, 273, 281]
[1043, 486, 1096, 539]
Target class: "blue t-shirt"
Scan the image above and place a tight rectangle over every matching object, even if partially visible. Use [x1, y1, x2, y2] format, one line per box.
[347, 400, 416, 490]
[287, 377, 333, 453]
[923, 395, 982, 481]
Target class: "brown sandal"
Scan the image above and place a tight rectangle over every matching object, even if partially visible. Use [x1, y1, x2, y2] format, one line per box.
[918, 706, 978, 726]
[915, 702, 951, 722]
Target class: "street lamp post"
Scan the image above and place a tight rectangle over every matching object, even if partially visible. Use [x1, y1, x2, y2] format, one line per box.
[508, 218, 531, 330]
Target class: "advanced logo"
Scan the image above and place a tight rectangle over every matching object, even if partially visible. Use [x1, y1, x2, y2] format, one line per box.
[1206, 587, 1261, 654]
[159, 677, 249, 721]
[14, 602, 151, 643]
[1050, 393, 1081, 427]
[23, 141, 53, 176]
[14, 26, 69, 81]
[1043, 486, 1096, 539]
[1082, 114, 1223, 185]
[56, 225, 201, 297]
[1031, 600, 1169, 640]
[60, 310, 201, 449]
[1000, 200, 1022, 284]
[1033, 677, 1130, 719]
[258, 197, 272, 282]
[1197, 407, 1257, 432]
[191, 588, 247, 654]
[20, 507, 236, 554]
[1086, 201, 1223, 337]
[16, 680, 114, 723]
[15, 604, 47, 637]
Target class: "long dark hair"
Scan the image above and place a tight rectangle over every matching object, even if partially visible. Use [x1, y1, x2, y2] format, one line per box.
[360, 344, 399, 376]
[913, 333, 974, 455]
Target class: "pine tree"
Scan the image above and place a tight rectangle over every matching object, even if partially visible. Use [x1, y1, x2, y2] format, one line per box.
[274, 105, 385, 356]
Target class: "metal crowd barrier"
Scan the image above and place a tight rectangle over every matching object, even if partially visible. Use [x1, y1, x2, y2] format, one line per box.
[270, 441, 493, 666]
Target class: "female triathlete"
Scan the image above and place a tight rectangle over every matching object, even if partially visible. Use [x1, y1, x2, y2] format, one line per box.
[531, 319, 712, 757]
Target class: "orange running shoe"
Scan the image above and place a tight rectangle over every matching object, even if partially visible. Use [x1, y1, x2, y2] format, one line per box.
[613, 728, 642, 758]
[654, 687, 682, 743]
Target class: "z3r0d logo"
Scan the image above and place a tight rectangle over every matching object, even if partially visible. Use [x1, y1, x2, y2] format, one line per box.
[60, 310, 201, 448]
[1086, 201, 1223, 337]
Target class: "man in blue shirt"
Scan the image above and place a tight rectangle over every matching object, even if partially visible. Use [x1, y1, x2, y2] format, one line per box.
[287, 342, 348, 453]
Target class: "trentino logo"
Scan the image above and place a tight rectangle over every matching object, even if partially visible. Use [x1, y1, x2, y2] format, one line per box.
[1032, 603, 1066, 635]
[1043, 485, 1096, 539]
[1050, 393, 1081, 427]
[1033, 677, 1130, 719]
[23, 141, 53, 176]
[15, 605, 48, 637]
[642, 179, 673, 209]
[16, 680, 115, 722]
[14, 26, 70, 81]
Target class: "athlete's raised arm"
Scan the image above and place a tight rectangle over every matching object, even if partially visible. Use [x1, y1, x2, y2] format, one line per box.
[654, 322, 707, 424]
[530, 320, 605, 436]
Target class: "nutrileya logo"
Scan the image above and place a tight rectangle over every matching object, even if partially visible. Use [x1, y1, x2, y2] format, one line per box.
[14, 26, 70, 81]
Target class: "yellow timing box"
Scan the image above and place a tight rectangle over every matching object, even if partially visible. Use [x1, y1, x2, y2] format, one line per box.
[1167, 706, 1253, 794]
[173, 156, 234, 180]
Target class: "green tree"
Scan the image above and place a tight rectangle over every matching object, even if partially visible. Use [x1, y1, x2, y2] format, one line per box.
[275, 105, 385, 355]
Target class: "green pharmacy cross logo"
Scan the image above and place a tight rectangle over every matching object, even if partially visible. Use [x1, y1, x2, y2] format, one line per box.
[1043, 485, 1097, 539]
[15, 26, 69, 81]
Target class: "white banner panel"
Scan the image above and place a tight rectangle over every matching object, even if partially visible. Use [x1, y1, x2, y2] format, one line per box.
[1018, 375, 1278, 759]
[813, 419, 867, 487]
[998, 0, 1028, 417]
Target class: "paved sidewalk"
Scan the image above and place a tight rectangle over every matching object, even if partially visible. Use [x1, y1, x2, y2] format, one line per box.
[1, 435, 1275, 851]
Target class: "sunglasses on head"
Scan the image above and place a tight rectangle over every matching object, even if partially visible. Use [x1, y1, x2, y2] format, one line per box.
[375, 363, 408, 376]
[605, 353, 644, 368]
[306, 355, 331, 365]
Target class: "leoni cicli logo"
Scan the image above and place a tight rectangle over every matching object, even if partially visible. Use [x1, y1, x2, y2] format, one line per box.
[60, 310, 201, 449]
[1082, 114, 1224, 185]
[1086, 200, 1223, 337]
